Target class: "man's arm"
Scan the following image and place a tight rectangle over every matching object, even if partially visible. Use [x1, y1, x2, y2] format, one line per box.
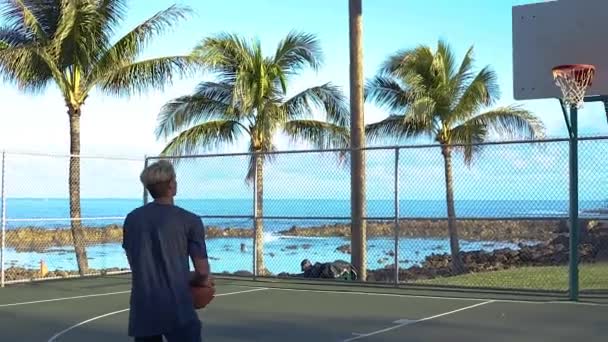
[188, 215, 212, 286]
[191, 256, 211, 285]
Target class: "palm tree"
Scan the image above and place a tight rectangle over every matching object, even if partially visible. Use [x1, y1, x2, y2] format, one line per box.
[348, 0, 367, 281]
[155, 31, 350, 276]
[365, 40, 545, 273]
[0, 0, 199, 275]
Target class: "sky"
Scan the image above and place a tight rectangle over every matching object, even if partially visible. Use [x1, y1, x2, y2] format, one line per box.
[1, 0, 608, 202]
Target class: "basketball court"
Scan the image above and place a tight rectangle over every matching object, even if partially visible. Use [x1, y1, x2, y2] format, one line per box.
[1, 0, 608, 340]
[0, 274, 606, 342]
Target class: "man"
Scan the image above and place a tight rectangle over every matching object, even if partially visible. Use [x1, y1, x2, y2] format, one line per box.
[300, 259, 358, 280]
[122, 159, 212, 342]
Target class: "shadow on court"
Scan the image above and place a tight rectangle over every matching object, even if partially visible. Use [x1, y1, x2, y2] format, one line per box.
[0, 275, 607, 341]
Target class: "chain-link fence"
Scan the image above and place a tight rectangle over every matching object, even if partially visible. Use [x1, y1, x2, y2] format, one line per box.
[2, 136, 608, 297]
[156, 137, 608, 295]
[0, 151, 142, 285]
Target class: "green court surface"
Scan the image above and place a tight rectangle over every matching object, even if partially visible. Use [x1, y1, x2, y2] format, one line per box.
[0, 275, 607, 341]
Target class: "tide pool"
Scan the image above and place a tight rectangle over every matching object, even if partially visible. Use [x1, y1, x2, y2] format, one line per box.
[3, 233, 531, 275]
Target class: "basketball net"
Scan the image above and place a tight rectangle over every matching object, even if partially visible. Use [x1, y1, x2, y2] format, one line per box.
[552, 64, 596, 108]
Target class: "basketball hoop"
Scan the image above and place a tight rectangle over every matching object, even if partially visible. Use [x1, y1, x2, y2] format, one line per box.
[552, 64, 596, 108]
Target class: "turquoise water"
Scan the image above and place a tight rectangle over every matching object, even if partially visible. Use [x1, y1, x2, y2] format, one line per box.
[4, 232, 530, 275]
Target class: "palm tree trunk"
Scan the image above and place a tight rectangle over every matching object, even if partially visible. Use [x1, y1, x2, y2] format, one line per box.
[68, 106, 89, 276]
[349, 0, 367, 281]
[441, 144, 464, 274]
[254, 153, 265, 276]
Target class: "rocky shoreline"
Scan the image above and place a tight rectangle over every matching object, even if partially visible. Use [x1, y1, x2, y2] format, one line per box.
[4, 221, 607, 285]
[289, 220, 608, 283]
[3, 267, 131, 282]
[4, 219, 567, 253]
[278, 219, 565, 241]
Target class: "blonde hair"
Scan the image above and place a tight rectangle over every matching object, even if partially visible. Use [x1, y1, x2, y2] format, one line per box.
[140, 160, 176, 198]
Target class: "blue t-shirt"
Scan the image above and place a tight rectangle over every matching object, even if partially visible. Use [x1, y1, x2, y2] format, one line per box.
[122, 202, 208, 337]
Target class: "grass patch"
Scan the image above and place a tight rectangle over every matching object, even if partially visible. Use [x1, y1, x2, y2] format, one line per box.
[417, 263, 608, 291]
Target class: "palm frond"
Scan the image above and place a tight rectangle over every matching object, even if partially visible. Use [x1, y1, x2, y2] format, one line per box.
[0, 26, 30, 46]
[450, 66, 500, 123]
[155, 94, 239, 141]
[365, 115, 432, 145]
[159, 120, 245, 157]
[282, 82, 349, 127]
[364, 75, 415, 113]
[240, 45, 275, 109]
[435, 39, 457, 83]
[51, 0, 77, 61]
[273, 30, 322, 75]
[94, 55, 202, 97]
[462, 105, 546, 141]
[450, 46, 475, 99]
[0, 0, 51, 43]
[90, 4, 192, 82]
[381, 44, 434, 91]
[404, 96, 437, 131]
[190, 81, 245, 116]
[193, 32, 254, 83]
[449, 121, 488, 165]
[283, 119, 350, 150]
[53, 0, 114, 69]
[95, 0, 128, 37]
[0, 43, 66, 93]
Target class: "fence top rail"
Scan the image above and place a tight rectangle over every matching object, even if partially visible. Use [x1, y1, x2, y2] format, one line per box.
[1, 150, 144, 161]
[5, 216, 126, 222]
[146, 135, 608, 160]
[2, 134, 607, 162]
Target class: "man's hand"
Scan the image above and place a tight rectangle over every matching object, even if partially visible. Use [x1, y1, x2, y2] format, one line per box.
[190, 271, 213, 287]
[202, 275, 214, 288]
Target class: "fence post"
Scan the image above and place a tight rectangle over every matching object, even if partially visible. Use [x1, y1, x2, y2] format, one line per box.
[143, 156, 149, 205]
[252, 152, 258, 281]
[1, 152, 6, 288]
[393, 148, 400, 287]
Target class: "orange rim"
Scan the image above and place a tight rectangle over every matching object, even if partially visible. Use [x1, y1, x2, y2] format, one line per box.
[552, 64, 596, 87]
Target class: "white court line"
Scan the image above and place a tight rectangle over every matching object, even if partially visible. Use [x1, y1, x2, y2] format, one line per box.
[46, 287, 269, 342]
[262, 286, 607, 306]
[342, 300, 494, 341]
[0, 290, 131, 308]
[47, 308, 130, 342]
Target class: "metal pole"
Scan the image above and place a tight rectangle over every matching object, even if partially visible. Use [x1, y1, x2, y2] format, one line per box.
[393, 148, 400, 287]
[1, 152, 6, 288]
[569, 104, 579, 301]
[252, 153, 258, 280]
[143, 156, 149, 205]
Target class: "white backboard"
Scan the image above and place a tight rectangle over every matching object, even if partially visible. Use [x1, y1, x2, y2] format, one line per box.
[512, 0, 608, 101]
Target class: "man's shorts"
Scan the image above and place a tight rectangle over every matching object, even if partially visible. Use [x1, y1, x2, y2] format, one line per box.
[134, 319, 202, 342]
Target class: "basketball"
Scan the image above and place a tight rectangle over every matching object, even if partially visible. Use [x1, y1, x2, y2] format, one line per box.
[191, 284, 216, 309]
[189, 271, 216, 309]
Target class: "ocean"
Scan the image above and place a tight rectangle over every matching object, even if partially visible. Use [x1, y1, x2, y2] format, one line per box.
[3, 197, 606, 230]
[1, 198, 604, 276]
